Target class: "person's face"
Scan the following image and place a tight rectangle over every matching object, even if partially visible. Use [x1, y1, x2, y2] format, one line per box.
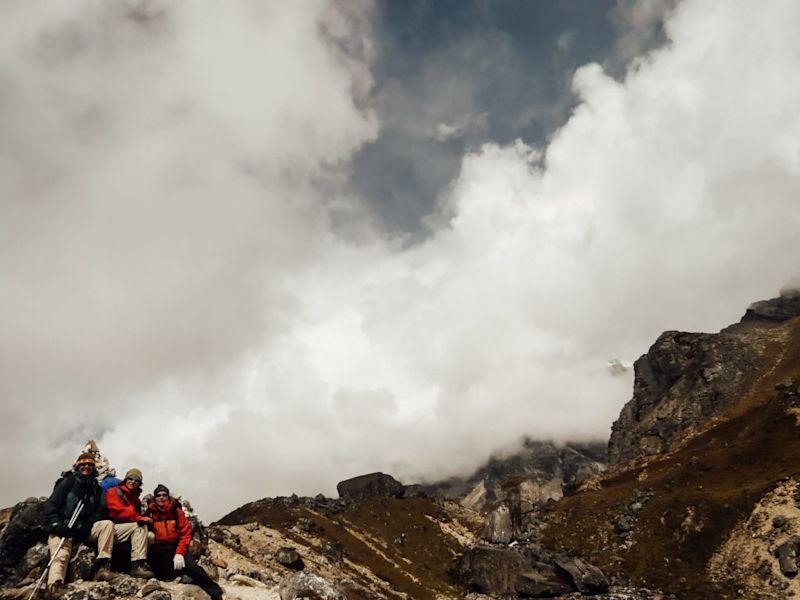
[76, 462, 95, 476]
[154, 491, 169, 507]
[125, 477, 142, 490]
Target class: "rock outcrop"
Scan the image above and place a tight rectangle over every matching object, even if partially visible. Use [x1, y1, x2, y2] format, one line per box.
[428, 439, 607, 512]
[609, 292, 800, 466]
[548, 292, 800, 599]
[0, 499, 49, 586]
[335, 472, 404, 502]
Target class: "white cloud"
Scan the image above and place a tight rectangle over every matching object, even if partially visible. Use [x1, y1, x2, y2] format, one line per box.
[2, 0, 800, 521]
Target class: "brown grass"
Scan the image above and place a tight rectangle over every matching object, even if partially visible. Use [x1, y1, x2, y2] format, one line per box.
[545, 318, 800, 599]
[216, 496, 470, 599]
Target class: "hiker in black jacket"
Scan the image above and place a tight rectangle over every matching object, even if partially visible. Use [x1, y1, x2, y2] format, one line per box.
[43, 452, 115, 592]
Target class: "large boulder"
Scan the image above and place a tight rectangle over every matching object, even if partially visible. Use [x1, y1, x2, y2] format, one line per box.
[483, 505, 513, 544]
[279, 572, 345, 600]
[775, 542, 798, 577]
[336, 473, 403, 502]
[515, 571, 572, 598]
[0, 499, 49, 585]
[553, 557, 609, 594]
[453, 546, 527, 595]
[15, 541, 49, 585]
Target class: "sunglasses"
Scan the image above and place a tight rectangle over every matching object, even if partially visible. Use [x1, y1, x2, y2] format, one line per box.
[155, 492, 169, 498]
[77, 463, 95, 469]
[126, 478, 142, 484]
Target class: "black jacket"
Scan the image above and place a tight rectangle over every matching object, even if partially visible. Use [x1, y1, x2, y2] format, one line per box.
[43, 471, 107, 541]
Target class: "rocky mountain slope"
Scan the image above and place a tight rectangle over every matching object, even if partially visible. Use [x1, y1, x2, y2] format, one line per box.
[1, 291, 799, 599]
[546, 291, 800, 598]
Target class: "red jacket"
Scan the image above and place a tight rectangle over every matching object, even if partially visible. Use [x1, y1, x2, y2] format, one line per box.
[105, 484, 144, 523]
[146, 498, 192, 555]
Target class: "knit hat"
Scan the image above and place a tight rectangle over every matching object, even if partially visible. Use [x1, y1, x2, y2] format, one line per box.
[124, 468, 143, 482]
[153, 483, 170, 497]
[74, 452, 96, 467]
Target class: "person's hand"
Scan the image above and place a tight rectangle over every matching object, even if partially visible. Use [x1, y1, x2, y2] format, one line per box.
[138, 516, 153, 525]
[52, 524, 70, 538]
[173, 554, 185, 571]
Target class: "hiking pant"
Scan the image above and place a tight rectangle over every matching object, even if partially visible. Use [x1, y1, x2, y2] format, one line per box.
[113, 522, 148, 561]
[47, 520, 114, 585]
[148, 544, 223, 600]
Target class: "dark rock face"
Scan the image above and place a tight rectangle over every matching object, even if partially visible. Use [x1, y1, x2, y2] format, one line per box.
[608, 323, 783, 465]
[336, 473, 404, 502]
[0, 500, 49, 585]
[742, 291, 800, 323]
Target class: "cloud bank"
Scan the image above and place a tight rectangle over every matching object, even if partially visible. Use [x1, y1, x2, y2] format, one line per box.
[1, 0, 799, 519]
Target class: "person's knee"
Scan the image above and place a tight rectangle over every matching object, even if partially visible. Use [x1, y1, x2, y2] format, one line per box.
[94, 520, 114, 534]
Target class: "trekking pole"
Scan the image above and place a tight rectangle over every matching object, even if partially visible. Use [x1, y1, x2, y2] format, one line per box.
[28, 499, 84, 600]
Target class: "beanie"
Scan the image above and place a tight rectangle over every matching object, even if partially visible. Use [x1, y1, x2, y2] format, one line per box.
[153, 483, 170, 497]
[124, 468, 143, 482]
[74, 452, 96, 467]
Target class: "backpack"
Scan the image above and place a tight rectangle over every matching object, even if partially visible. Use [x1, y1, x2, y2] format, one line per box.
[52, 470, 75, 492]
[100, 476, 122, 491]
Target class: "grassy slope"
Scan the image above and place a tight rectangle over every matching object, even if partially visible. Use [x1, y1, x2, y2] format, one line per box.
[544, 317, 800, 599]
[217, 496, 479, 599]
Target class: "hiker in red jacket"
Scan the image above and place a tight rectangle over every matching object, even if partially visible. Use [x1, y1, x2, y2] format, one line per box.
[146, 484, 223, 600]
[104, 468, 154, 578]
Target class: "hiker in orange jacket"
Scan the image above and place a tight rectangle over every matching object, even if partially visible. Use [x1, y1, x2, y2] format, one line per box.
[104, 468, 154, 578]
[146, 484, 223, 600]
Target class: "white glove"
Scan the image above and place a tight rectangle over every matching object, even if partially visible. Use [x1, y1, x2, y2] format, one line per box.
[173, 554, 185, 570]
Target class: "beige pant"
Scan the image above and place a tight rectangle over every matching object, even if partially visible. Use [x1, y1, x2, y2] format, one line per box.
[47, 520, 114, 585]
[112, 522, 148, 562]
[47, 521, 149, 584]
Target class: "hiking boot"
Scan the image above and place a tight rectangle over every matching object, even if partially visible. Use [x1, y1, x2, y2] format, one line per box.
[45, 581, 67, 599]
[130, 560, 155, 579]
[94, 558, 115, 582]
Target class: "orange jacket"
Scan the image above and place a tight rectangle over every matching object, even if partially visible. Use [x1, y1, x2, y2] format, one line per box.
[105, 484, 144, 523]
[146, 498, 192, 555]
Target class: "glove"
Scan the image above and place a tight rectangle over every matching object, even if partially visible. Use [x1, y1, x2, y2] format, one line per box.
[173, 554, 185, 571]
[52, 524, 71, 538]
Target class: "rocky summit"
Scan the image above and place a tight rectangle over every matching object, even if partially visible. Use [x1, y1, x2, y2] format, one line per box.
[1, 292, 799, 599]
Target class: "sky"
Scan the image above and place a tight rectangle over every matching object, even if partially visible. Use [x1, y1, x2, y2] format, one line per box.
[1, 0, 799, 520]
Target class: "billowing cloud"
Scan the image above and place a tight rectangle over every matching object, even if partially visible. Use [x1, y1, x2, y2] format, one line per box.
[0, 0, 377, 508]
[2, 0, 799, 521]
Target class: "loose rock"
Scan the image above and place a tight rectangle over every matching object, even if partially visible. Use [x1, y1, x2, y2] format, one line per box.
[275, 547, 304, 570]
[279, 572, 345, 600]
